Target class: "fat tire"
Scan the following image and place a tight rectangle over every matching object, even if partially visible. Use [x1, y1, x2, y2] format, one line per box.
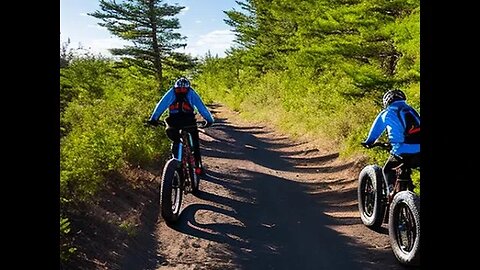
[358, 165, 386, 229]
[388, 190, 420, 266]
[160, 159, 182, 224]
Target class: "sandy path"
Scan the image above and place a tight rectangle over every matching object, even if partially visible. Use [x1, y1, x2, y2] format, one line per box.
[149, 104, 411, 270]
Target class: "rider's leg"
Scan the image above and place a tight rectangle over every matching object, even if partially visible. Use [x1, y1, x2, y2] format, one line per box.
[405, 152, 421, 169]
[382, 154, 402, 192]
[165, 126, 181, 159]
[165, 115, 183, 159]
[399, 152, 420, 190]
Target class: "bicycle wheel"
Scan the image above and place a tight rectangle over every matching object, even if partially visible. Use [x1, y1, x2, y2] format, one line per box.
[358, 165, 386, 229]
[160, 158, 183, 224]
[388, 190, 420, 266]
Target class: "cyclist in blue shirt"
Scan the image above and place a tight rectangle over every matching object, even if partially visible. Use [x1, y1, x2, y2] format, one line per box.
[361, 89, 420, 194]
[147, 77, 214, 175]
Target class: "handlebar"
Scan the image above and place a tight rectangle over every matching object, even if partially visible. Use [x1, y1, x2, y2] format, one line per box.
[145, 119, 210, 129]
[370, 142, 391, 149]
[182, 121, 209, 129]
[361, 141, 392, 151]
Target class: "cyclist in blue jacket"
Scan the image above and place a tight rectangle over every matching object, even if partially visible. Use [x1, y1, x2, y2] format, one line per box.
[361, 89, 420, 194]
[147, 77, 214, 175]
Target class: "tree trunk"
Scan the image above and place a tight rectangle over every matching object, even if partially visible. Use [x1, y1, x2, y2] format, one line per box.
[147, 0, 163, 88]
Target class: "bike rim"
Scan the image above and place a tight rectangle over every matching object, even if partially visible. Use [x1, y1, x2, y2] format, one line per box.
[394, 202, 417, 253]
[362, 177, 375, 217]
[191, 163, 199, 188]
[171, 171, 181, 214]
[191, 171, 198, 188]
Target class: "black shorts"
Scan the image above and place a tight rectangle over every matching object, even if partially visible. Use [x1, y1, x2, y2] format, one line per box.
[165, 113, 196, 128]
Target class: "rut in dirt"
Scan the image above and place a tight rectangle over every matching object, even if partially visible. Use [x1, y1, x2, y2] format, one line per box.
[150, 104, 403, 270]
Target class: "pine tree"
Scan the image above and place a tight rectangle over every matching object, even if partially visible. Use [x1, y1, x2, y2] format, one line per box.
[224, 0, 258, 49]
[89, 0, 191, 87]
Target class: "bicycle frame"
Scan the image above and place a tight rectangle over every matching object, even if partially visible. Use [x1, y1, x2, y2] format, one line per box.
[155, 120, 205, 224]
[388, 163, 417, 203]
[175, 130, 194, 162]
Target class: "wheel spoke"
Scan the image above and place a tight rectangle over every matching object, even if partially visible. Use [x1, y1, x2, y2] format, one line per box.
[395, 203, 417, 253]
[363, 178, 375, 216]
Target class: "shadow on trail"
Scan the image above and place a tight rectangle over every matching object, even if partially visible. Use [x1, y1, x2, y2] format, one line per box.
[175, 169, 399, 269]
[283, 152, 340, 163]
[201, 118, 339, 173]
[169, 116, 405, 269]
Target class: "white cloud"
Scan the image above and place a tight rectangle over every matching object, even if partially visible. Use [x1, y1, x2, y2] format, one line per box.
[80, 37, 131, 56]
[87, 24, 106, 31]
[196, 30, 234, 48]
[179, 6, 190, 15]
[181, 30, 235, 58]
[195, 20, 202, 24]
[79, 12, 88, 17]
[63, 30, 234, 59]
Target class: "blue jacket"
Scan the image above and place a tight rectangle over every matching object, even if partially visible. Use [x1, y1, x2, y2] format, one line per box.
[364, 100, 420, 155]
[149, 87, 215, 123]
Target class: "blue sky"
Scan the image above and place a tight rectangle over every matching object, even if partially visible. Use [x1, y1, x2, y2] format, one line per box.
[60, 0, 240, 58]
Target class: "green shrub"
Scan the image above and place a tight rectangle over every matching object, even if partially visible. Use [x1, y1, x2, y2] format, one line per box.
[60, 59, 170, 203]
[60, 216, 77, 263]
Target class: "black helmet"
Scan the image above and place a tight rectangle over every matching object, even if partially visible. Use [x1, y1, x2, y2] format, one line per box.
[382, 89, 406, 108]
[174, 77, 190, 88]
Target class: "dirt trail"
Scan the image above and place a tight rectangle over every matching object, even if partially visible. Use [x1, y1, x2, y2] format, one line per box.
[124, 104, 414, 270]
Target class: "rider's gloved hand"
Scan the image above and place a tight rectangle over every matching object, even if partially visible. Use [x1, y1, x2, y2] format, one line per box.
[146, 119, 159, 126]
[203, 120, 213, 128]
[360, 142, 371, 148]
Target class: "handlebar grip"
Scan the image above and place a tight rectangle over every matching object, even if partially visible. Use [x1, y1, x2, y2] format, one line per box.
[144, 119, 166, 127]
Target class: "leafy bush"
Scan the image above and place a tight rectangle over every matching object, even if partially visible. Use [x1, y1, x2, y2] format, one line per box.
[60, 58, 170, 203]
[60, 216, 77, 263]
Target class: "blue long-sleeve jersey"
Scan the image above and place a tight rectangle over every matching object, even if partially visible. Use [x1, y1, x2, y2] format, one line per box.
[364, 100, 420, 155]
[148, 87, 215, 123]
